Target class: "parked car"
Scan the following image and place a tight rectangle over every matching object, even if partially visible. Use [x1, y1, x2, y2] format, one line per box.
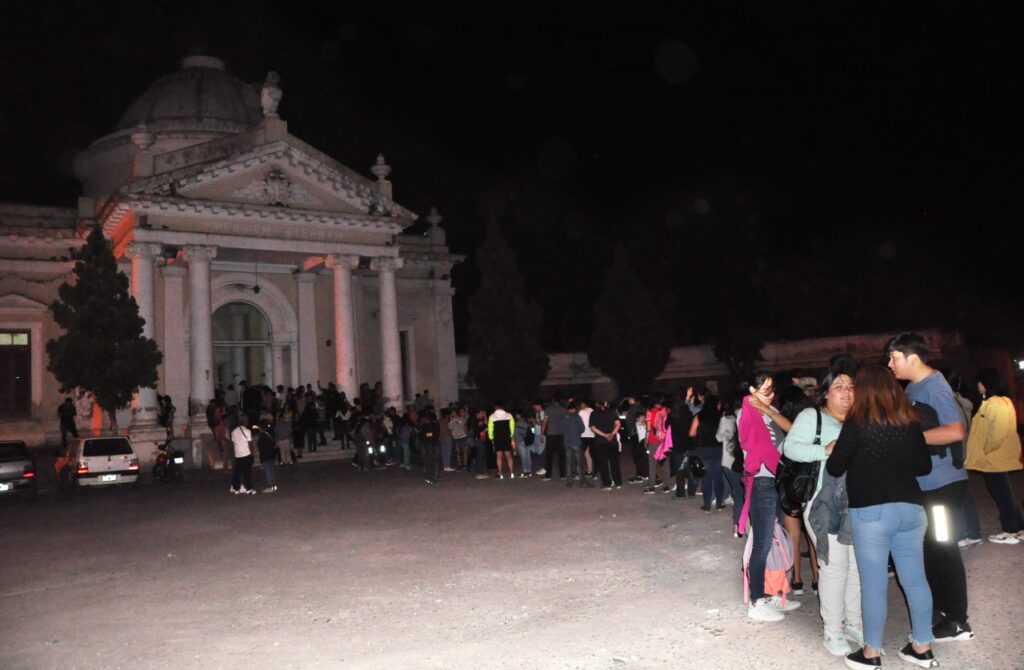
[0, 440, 37, 498]
[55, 436, 140, 497]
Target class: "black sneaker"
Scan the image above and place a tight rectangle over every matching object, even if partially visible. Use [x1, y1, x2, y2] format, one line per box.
[844, 649, 882, 670]
[932, 619, 974, 642]
[898, 642, 938, 668]
[791, 581, 805, 595]
[627, 476, 643, 484]
[643, 486, 657, 495]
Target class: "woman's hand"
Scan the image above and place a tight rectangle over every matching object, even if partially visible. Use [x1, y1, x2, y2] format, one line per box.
[824, 439, 836, 456]
[748, 395, 769, 415]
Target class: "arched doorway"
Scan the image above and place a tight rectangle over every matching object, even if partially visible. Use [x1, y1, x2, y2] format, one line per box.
[212, 302, 272, 389]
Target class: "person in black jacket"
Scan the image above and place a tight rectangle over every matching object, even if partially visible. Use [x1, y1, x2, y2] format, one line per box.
[257, 420, 279, 493]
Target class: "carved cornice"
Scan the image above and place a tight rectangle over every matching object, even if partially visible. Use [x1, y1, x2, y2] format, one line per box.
[116, 195, 406, 234]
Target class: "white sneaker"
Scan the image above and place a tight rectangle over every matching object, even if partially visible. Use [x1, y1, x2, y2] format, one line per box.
[261, 486, 277, 493]
[988, 532, 1020, 544]
[824, 630, 853, 656]
[536, 468, 547, 476]
[766, 595, 802, 612]
[748, 598, 784, 622]
[844, 625, 865, 647]
[958, 537, 983, 548]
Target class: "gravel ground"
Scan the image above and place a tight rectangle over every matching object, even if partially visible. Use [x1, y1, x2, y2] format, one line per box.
[1, 461, 1021, 670]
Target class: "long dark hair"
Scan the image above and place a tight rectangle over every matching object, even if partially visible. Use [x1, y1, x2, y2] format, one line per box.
[976, 368, 1010, 399]
[848, 365, 919, 427]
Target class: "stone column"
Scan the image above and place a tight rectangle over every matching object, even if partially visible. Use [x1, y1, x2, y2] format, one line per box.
[272, 343, 287, 390]
[326, 254, 360, 400]
[294, 272, 319, 388]
[126, 242, 162, 426]
[160, 263, 189, 432]
[228, 304, 248, 384]
[372, 257, 404, 409]
[432, 280, 459, 407]
[183, 245, 217, 429]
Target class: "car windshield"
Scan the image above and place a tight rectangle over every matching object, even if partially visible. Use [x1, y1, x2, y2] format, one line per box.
[0, 442, 28, 460]
[82, 438, 134, 457]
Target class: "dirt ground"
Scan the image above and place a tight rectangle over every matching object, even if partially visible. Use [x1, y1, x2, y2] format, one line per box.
[1, 459, 1021, 670]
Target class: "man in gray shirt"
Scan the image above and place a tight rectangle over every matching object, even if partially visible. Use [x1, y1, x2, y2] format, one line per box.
[542, 396, 567, 481]
[561, 403, 590, 488]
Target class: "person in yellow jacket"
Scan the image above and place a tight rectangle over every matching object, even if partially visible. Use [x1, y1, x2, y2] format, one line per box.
[965, 369, 1024, 544]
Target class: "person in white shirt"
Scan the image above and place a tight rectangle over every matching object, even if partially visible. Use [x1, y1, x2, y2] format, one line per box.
[578, 399, 595, 478]
[230, 423, 256, 495]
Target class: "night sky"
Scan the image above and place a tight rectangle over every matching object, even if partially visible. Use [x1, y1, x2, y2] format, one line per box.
[2, 2, 1021, 353]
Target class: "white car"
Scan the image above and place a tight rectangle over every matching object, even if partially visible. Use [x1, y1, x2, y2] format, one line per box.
[55, 436, 140, 496]
[0, 440, 37, 498]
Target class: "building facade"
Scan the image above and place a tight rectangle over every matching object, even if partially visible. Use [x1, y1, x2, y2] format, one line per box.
[0, 56, 462, 452]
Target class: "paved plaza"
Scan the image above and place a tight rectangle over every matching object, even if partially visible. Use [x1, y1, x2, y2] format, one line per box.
[2, 461, 1021, 669]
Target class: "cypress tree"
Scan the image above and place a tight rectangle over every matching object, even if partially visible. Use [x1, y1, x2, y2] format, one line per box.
[587, 245, 672, 394]
[46, 225, 162, 431]
[466, 218, 549, 402]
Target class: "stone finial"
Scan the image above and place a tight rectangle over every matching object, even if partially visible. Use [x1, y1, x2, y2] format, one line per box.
[261, 71, 283, 118]
[426, 206, 443, 227]
[371, 154, 392, 180]
[131, 125, 155, 151]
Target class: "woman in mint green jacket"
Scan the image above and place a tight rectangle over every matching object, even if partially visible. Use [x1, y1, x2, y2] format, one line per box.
[782, 359, 861, 657]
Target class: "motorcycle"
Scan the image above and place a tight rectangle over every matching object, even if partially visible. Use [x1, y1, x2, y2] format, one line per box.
[153, 440, 185, 483]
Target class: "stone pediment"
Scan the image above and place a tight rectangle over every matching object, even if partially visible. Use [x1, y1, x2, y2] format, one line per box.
[121, 138, 416, 222]
[0, 293, 48, 313]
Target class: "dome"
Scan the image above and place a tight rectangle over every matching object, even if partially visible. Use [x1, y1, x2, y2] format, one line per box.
[115, 56, 262, 131]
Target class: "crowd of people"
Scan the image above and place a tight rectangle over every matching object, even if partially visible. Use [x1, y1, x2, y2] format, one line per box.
[198, 331, 1022, 669]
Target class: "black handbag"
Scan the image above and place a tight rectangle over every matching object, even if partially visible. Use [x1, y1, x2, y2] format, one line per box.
[775, 408, 822, 511]
[688, 454, 707, 479]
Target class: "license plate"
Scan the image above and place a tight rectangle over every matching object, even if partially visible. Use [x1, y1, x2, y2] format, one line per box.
[0, 483, 10, 491]
[173, 457, 184, 464]
[101, 474, 117, 482]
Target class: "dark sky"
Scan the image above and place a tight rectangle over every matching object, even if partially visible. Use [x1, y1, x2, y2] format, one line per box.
[2, 2, 1022, 352]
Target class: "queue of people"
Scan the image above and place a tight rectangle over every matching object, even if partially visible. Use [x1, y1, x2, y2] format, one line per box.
[200, 330, 1021, 670]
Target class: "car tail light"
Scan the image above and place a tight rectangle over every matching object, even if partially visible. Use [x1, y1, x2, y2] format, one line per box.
[22, 464, 35, 479]
[76, 461, 89, 475]
[129, 458, 139, 471]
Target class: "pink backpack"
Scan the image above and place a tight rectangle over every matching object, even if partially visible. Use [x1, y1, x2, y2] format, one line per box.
[742, 518, 794, 604]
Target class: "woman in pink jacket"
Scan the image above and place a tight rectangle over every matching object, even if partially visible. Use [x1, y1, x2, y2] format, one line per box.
[739, 372, 799, 622]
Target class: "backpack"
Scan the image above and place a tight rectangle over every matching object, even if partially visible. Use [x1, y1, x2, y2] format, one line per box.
[646, 406, 668, 445]
[523, 428, 535, 446]
[743, 518, 794, 604]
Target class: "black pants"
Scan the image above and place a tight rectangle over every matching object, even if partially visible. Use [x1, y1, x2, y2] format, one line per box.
[60, 422, 78, 450]
[231, 455, 253, 491]
[423, 440, 441, 482]
[627, 435, 647, 477]
[593, 441, 622, 487]
[922, 480, 969, 625]
[544, 434, 566, 478]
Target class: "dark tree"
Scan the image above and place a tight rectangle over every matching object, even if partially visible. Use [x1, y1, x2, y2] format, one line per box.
[587, 245, 672, 394]
[46, 225, 162, 431]
[466, 218, 549, 402]
[711, 305, 766, 388]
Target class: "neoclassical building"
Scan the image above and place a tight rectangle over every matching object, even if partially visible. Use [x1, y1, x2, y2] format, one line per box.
[0, 55, 462, 451]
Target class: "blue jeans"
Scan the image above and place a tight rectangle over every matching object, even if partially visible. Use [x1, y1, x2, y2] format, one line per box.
[959, 479, 982, 540]
[982, 471, 1024, 533]
[441, 436, 454, 469]
[723, 468, 745, 527]
[748, 477, 783, 602]
[850, 503, 933, 649]
[696, 446, 724, 508]
[261, 459, 277, 488]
